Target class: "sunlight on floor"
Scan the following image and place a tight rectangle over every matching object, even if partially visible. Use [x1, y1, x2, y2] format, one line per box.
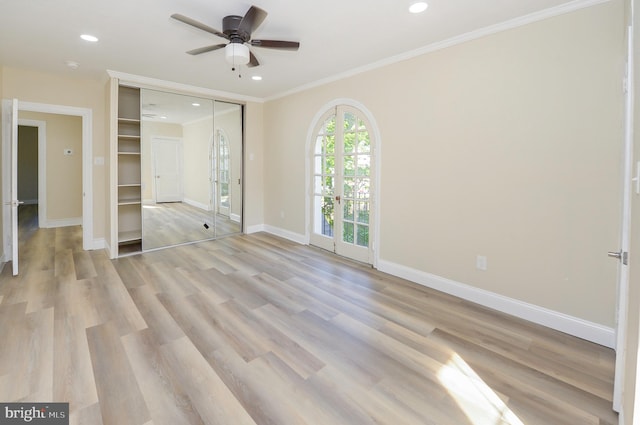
[437, 353, 525, 425]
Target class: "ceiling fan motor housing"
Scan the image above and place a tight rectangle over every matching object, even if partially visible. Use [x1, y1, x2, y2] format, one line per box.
[223, 15, 249, 42]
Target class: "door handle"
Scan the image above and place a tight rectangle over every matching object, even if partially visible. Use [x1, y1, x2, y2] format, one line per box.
[4, 200, 24, 206]
[608, 250, 628, 265]
[335, 195, 341, 204]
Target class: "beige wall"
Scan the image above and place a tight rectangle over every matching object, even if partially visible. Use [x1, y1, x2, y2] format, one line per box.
[0, 66, 4, 263]
[263, 1, 625, 327]
[2, 67, 107, 238]
[19, 111, 82, 221]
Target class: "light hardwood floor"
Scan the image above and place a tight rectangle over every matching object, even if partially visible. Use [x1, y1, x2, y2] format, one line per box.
[0, 205, 618, 424]
[143, 202, 241, 251]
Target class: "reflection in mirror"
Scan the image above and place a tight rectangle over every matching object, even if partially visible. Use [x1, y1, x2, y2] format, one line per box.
[140, 89, 242, 251]
[213, 101, 243, 238]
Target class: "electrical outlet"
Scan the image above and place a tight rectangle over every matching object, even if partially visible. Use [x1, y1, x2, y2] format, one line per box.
[476, 255, 487, 271]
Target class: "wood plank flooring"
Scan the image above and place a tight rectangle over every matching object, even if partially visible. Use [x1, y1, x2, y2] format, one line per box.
[0, 205, 619, 424]
[143, 202, 241, 251]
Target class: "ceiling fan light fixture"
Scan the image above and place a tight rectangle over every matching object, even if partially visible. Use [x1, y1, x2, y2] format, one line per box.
[409, 2, 428, 13]
[225, 43, 250, 65]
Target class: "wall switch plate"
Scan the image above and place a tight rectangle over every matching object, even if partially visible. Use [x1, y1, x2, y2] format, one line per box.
[476, 255, 488, 271]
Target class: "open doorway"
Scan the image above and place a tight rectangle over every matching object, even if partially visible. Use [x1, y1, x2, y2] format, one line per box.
[16, 123, 42, 242]
[2, 100, 93, 273]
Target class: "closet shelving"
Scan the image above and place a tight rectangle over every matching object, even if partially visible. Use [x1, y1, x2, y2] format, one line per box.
[116, 86, 142, 255]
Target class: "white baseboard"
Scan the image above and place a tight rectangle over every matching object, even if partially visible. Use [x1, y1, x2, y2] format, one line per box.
[262, 224, 306, 245]
[231, 213, 241, 223]
[42, 217, 82, 228]
[91, 238, 106, 250]
[183, 198, 210, 211]
[377, 259, 616, 348]
[246, 224, 265, 234]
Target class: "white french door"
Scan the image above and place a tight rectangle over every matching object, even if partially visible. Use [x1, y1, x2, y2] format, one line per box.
[310, 105, 374, 264]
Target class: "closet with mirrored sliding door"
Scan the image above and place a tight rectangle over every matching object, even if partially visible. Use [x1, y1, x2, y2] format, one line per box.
[108, 78, 244, 258]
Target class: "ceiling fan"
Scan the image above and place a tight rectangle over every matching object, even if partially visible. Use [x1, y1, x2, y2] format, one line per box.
[171, 5, 300, 69]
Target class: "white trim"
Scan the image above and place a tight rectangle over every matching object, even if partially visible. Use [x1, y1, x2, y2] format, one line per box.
[107, 70, 262, 104]
[91, 238, 107, 250]
[42, 217, 82, 228]
[377, 259, 616, 348]
[263, 224, 306, 245]
[246, 224, 265, 234]
[183, 198, 210, 211]
[230, 213, 241, 223]
[17, 119, 46, 227]
[12, 101, 93, 251]
[267, 0, 613, 102]
[304, 98, 382, 268]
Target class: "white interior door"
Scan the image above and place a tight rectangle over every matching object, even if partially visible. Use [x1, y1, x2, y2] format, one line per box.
[310, 106, 374, 264]
[613, 23, 635, 413]
[152, 138, 183, 203]
[10, 99, 20, 275]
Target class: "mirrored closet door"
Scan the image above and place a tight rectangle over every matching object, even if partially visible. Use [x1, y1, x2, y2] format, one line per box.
[140, 89, 243, 251]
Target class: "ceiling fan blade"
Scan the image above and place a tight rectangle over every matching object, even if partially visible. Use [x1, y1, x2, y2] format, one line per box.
[186, 44, 226, 55]
[250, 40, 300, 50]
[247, 51, 260, 67]
[171, 14, 228, 40]
[238, 6, 267, 37]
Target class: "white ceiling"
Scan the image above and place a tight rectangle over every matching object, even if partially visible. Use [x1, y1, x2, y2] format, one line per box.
[0, 0, 589, 100]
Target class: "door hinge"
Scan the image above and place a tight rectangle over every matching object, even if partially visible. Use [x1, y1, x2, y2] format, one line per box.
[608, 250, 628, 266]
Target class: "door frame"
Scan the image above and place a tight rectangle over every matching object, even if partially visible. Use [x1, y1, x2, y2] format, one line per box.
[305, 98, 382, 267]
[2, 100, 93, 257]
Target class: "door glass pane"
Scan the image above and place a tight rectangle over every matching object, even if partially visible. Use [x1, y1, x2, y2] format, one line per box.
[325, 134, 335, 155]
[324, 155, 335, 175]
[357, 131, 370, 153]
[356, 178, 370, 199]
[343, 221, 354, 244]
[344, 155, 355, 176]
[344, 131, 355, 154]
[343, 177, 355, 198]
[344, 112, 356, 131]
[322, 196, 334, 236]
[357, 225, 369, 247]
[356, 201, 369, 224]
[343, 200, 354, 221]
[357, 155, 370, 176]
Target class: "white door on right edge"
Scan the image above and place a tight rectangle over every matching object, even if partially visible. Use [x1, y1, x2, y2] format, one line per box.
[310, 106, 374, 264]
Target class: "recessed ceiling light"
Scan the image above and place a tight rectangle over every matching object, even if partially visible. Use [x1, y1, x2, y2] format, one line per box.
[409, 2, 428, 13]
[192, 103, 200, 107]
[80, 34, 99, 42]
[65, 60, 79, 70]
[252, 75, 262, 81]
[160, 116, 168, 119]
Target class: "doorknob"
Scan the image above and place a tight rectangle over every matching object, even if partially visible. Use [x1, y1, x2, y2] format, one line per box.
[608, 250, 628, 265]
[335, 195, 341, 204]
